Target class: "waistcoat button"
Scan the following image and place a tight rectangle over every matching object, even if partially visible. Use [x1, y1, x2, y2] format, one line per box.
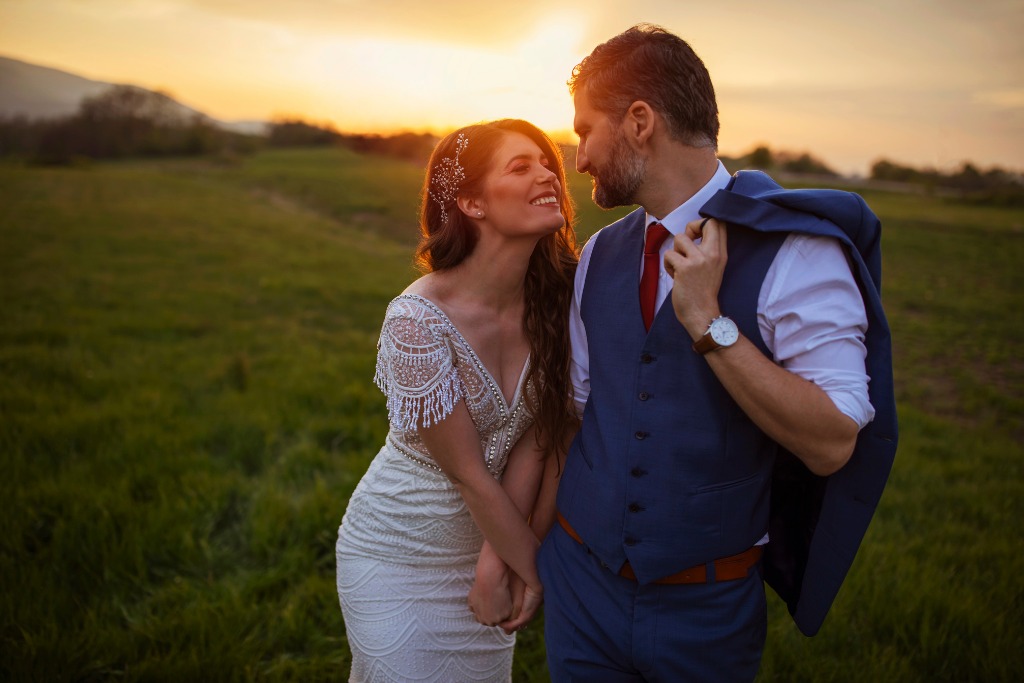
[640, 353, 654, 364]
[624, 537, 638, 546]
[634, 431, 648, 440]
[630, 467, 646, 477]
[638, 391, 650, 401]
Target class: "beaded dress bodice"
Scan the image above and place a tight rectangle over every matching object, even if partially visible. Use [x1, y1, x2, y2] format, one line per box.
[374, 294, 533, 476]
[338, 294, 535, 568]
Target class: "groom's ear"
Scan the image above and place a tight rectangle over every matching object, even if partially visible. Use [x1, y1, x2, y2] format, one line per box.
[624, 100, 655, 147]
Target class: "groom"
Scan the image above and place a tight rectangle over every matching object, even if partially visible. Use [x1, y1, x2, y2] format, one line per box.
[535, 24, 897, 681]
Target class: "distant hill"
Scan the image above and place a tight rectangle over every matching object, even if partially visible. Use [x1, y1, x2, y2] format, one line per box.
[0, 55, 265, 134]
[0, 56, 112, 119]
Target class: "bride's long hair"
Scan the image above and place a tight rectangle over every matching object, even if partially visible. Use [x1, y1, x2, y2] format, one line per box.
[416, 119, 579, 457]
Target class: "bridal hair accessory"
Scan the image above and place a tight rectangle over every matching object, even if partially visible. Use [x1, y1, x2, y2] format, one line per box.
[428, 133, 469, 224]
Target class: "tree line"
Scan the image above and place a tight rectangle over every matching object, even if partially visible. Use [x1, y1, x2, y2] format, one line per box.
[719, 146, 1021, 206]
[267, 118, 437, 163]
[720, 145, 840, 177]
[0, 86, 437, 166]
[0, 86, 261, 164]
[868, 158, 1022, 206]
[2, 86, 1019, 205]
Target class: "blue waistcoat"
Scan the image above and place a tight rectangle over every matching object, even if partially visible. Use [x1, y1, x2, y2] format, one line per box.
[558, 170, 897, 636]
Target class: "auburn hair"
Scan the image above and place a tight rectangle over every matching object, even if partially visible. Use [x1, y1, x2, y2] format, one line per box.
[416, 119, 579, 457]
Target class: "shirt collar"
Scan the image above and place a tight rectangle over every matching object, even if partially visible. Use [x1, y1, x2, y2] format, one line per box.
[645, 161, 732, 236]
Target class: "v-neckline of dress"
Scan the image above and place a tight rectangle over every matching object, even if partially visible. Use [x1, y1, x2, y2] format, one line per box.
[396, 293, 530, 412]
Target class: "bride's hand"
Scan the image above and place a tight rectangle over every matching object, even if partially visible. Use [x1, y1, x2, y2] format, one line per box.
[468, 546, 513, 626]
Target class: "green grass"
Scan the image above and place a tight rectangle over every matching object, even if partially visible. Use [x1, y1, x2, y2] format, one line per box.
[1, 148, 1022, 681]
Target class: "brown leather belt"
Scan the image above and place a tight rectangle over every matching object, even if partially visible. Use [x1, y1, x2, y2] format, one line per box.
[557, 511, 762, 585]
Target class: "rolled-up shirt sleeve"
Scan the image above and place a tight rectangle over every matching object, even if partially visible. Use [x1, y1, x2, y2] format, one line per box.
[758, 233, 875, 429]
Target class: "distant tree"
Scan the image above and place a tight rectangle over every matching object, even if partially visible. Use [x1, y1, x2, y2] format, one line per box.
[340, 132, 437, 163]
[722, 145, 836, 176]
[871, 158, 924, 183]
[870, 157, 1023, 206]
[779, 152, 837, 176]
[0, 115, 43, 157]
[869, 159, 899, 181]
[79, 86, 187, 126]
[268, 118, 342, 147]
[950, 162, 985, 192]
[21, 84, 256, 164]
[383, 132, 437, 164]
[748, 145, 773, 169]
[266, 118, 436, 163]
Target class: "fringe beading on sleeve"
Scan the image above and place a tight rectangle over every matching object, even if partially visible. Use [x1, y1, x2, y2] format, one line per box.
[374, 311, 463, 430]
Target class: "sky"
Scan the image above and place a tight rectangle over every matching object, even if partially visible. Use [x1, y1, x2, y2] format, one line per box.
[1, 0, 1021, 175]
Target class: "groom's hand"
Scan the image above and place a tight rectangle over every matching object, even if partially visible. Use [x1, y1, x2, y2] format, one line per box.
[664, 217, 728, 340]
[498, 579, 542, 634]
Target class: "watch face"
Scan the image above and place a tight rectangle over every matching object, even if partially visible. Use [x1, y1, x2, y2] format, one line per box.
[710, 317, 739, 346]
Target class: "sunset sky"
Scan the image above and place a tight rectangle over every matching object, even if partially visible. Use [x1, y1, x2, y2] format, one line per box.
[1, 0, 1021, 175]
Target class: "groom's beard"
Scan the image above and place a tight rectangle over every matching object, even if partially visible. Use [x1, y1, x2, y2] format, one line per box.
[591, 132, 646, 209]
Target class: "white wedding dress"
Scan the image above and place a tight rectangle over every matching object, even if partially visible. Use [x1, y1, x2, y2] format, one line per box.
[336, 294, 534, 682]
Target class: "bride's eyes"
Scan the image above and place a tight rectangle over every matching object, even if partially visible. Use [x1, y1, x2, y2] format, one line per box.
[509, 155, 551, 175]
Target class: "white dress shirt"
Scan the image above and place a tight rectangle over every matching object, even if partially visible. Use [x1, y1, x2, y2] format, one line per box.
[569, 161, 875, 428]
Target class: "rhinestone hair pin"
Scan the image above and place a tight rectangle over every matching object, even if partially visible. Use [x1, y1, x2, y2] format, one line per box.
[428, 133, 469, 224]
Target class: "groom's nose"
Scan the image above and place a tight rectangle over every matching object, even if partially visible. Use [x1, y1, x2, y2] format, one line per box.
[576, 141, 589, 174]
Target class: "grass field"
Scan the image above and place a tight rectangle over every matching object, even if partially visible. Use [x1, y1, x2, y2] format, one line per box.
[1, 147, 1022, 681]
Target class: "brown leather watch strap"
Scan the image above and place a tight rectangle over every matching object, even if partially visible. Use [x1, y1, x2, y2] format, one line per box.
[692, 331, 720, 355]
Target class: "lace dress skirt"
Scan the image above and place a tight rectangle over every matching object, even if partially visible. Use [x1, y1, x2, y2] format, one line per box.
[336, 444, 515, 683]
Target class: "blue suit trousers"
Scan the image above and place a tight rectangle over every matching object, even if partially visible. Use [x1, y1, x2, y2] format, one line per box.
[538, 523, 767, 682]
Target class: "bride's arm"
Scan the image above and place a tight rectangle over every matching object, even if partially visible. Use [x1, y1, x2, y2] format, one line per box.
[469, 425, 545, 626]
[528, 427, 573, 543]
[494, 428, 569, 632]
[418, 404, 543, 599]
[497, 424, 546, 525]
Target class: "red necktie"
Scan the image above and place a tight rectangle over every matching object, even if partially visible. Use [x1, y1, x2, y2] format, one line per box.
[640, 222, 671, 331]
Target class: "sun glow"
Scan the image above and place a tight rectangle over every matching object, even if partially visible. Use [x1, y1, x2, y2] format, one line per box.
[287, 17, 586, 138]
[2, 1, 1019, 174]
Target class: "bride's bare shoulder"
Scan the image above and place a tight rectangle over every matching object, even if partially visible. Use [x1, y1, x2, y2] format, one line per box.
[401, 272, 450, 304]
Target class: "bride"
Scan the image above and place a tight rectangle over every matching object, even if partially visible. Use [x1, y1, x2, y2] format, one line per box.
[336, 119, 578, 682]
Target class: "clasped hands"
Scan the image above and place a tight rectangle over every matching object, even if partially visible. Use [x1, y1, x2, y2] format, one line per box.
[468, 550, 541, 634]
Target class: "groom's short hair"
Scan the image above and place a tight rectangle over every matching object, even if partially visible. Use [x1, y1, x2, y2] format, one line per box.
[569, 24, 719, 150]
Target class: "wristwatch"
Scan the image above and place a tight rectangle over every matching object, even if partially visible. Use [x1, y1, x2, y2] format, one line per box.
[692, 316, 739, 355]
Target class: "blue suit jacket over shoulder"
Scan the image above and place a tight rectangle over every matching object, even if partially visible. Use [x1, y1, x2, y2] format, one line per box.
[700, 170, 898, 635]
